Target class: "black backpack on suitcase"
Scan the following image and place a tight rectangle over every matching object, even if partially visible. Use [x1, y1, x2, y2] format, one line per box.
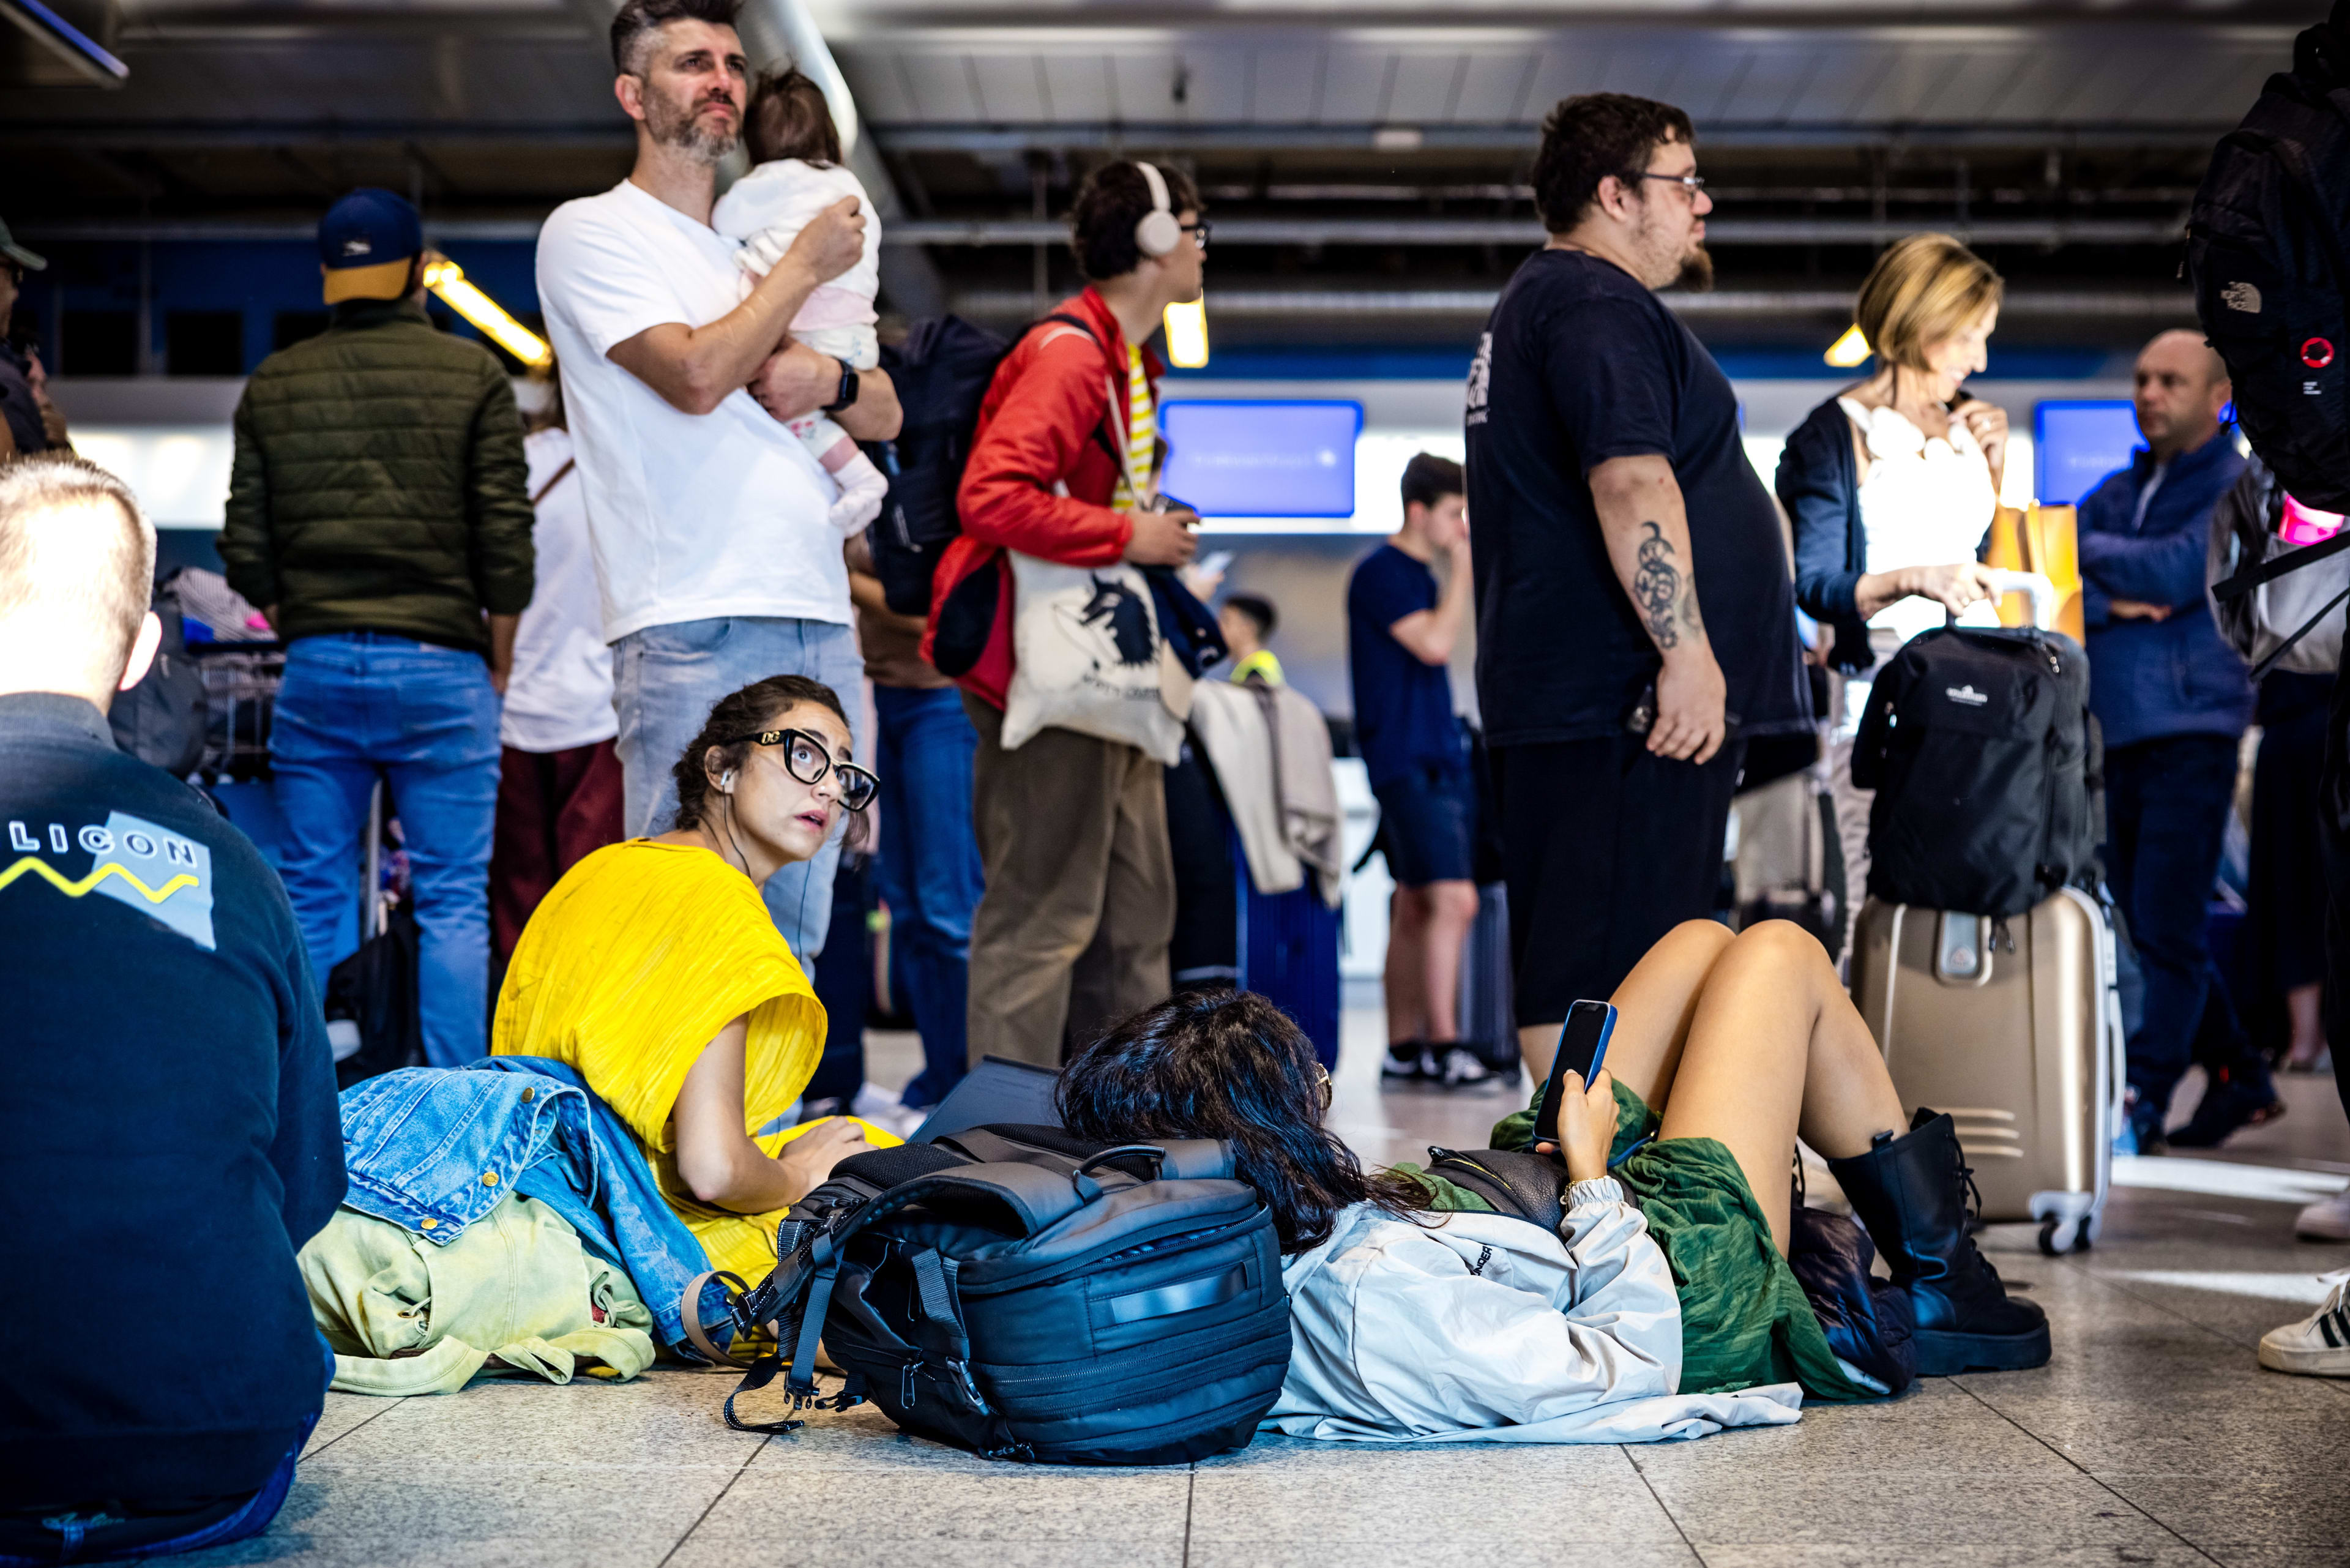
[695, 1125, 1291, 1465]
[2187, 1, 2350, 513]
[1851, 626, 2098, 920]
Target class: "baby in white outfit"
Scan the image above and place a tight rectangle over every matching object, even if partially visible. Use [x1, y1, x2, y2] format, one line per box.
[712, 69, 887, 534]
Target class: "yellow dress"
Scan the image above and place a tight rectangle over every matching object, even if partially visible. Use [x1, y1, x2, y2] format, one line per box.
[493, 838, 898, 1283]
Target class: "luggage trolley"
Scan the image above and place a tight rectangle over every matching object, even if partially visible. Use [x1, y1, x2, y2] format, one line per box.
[187, 640, 286, 783]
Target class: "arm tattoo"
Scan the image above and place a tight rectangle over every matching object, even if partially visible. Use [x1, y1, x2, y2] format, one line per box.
[1632, 520, 1701, 649]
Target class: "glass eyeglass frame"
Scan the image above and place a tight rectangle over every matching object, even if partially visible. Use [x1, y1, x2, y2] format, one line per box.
[725, 728, 879, 812]
[1623, 171, 1706, 195]
[1180, 220, 1210, 248]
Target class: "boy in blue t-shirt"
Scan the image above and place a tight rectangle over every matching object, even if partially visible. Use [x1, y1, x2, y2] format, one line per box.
[1346, 453, 1494, 1088]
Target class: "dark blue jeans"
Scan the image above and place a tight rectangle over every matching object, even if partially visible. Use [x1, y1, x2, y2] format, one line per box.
[872, 684, 983, 1109]
[2103, 733, 2241, 1115]
[0, 1340, 331, 1565]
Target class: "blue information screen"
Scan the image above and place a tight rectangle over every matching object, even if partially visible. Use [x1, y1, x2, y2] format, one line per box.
[2034, 400, 2144, 506]
[1161, 400, 1362, 518]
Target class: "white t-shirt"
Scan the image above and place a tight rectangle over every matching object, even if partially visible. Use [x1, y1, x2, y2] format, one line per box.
[535, 179, 848, 643]
[501, 427, 619, 754]
[1838, 396, 2002, 644]
[711, 159, 879, 330]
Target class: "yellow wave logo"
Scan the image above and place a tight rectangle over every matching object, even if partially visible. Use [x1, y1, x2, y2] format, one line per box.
[0, 856, 200, 904]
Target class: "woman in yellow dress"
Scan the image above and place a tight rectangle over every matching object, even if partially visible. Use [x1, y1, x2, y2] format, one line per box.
[493, 674, 895, 1285]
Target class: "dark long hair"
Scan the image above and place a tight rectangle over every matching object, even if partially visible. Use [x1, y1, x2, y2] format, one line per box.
[669, 674, 852, 832]
[1057, 991, 1427, 1253]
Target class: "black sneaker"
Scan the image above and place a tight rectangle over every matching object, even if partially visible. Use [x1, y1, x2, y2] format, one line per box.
[1381, 1040, 1433, 1083]
[2168, 1073, 2287, 1149]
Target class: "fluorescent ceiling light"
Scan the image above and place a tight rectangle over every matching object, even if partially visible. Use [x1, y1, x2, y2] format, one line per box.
[423, 259, 551, 369]
[1824, 323, 1871, 368]
[1164, 298, 1210, 370]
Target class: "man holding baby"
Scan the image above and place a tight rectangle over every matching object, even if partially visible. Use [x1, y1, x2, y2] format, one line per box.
[535, 0, 900, 964]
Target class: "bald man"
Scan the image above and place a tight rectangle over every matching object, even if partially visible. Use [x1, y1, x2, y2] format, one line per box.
[2078, 329, 2274, 1152]
[0, 454, 343, 1559]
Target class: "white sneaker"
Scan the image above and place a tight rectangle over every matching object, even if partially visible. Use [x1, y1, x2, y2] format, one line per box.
[2297, 1190, 2350, 1242]
[2258, 1269, 2350, 1376]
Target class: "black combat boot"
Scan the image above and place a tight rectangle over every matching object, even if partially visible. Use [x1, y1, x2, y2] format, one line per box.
[1828, 1109, 2051, 1375]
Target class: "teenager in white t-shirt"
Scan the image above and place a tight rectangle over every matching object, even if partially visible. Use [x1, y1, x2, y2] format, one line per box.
[489, 384, 625, 961]
[533, 0, 900, 965]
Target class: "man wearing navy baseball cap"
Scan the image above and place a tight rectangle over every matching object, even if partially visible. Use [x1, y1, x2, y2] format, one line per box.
[220, 187, 535, 1069]
[316, 187, 425, 304]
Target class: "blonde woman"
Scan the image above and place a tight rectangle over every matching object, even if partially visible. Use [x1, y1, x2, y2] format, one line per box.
[1775, 234, 2013, 922]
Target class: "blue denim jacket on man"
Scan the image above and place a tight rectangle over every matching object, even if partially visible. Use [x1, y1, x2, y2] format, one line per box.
[336, 1059, 732, 1355]
[2078, 428, 2254, 750]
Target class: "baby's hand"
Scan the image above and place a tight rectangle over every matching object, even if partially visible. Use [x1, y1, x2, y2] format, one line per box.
[783, 196, 867, 284]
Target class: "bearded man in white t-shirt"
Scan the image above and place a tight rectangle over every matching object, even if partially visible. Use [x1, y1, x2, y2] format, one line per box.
[535, 0, 900, 964]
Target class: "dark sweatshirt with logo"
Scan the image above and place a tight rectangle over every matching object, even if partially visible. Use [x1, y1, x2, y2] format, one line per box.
[0, 692, 344, 1506]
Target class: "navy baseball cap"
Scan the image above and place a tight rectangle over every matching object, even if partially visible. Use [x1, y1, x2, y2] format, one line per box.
[318, 188, 422, 304]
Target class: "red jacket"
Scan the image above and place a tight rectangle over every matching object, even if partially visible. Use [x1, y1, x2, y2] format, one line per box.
[923, 287, 1160, 709]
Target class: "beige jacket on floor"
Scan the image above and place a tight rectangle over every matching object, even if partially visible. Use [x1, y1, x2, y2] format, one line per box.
[300, 1193, 658, 1396]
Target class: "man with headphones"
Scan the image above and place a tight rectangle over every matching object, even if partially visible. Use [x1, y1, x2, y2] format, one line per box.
[926, 159, 1206, 1069]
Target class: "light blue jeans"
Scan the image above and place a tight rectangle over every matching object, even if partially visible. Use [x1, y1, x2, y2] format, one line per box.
[612, 616, 863, 961]
[270, 633, 499, 1069]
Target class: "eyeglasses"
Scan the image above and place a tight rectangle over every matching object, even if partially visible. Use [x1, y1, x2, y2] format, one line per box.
[1180, 220, 1210, 248]
[725, 728, 879, 812]
[1625, 171, 1706, 195]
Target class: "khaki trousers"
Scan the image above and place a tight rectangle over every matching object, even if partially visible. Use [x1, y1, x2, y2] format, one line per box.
[963, 693, 1175, 1067]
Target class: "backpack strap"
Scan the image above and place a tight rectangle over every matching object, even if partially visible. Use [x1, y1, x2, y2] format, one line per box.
[2213, 524, 2350, 601]
[1021, 311, 1131, 476]
[529, 456, 576, 508]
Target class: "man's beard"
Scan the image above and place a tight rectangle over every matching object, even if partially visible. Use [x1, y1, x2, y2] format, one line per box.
[646, 89, 739, 163]
[1674, 244, 1715, 293]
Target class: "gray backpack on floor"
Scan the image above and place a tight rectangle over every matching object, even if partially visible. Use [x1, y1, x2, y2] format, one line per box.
[691, 1125, 1292, 1465]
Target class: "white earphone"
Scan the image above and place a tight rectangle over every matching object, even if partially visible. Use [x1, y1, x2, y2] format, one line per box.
[1133, 161, 1182, 259]
[720, 770, 737, 792]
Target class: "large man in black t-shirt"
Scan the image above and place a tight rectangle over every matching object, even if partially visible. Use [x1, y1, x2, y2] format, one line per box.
[0, 454, 345, 1561]
[1465, 94, 1810, 1077]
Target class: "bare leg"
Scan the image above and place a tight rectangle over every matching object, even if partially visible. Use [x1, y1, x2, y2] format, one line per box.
[2286, 981, 2328, 1069]
[1384, 887, 1430, 1045]
[1418, 880, 1479, 1040]
[1592, 919, 1736, 1113]
[1518, 919, 1738, 1083]
[1655, 921, 1907, 1253]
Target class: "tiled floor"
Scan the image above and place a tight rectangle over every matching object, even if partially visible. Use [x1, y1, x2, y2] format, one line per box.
[198, 1014, 2350, 1568]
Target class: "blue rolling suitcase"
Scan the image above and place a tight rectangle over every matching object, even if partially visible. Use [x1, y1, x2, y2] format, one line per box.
[1234, 835, 1341, 1069]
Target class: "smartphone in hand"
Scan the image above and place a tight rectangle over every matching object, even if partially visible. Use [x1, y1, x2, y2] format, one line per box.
[1533, 999, 1617, 1148]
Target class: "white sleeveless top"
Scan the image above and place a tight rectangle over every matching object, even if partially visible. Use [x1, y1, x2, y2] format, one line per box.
[1837, 396, 2001, 644]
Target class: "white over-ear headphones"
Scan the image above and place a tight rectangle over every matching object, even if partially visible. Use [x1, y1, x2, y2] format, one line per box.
[1133, 162, 1182, 259]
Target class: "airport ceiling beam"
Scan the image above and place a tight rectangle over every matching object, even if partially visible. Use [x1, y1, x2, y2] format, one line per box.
[873, 122, 2232, 155]
[949, 286, 2199, 319]
[887, 216, 2188, 247]
[17, 216, 2191, 247]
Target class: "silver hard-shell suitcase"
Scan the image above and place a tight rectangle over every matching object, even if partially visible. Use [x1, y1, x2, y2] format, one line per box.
[1847, 886, 2125, 1255]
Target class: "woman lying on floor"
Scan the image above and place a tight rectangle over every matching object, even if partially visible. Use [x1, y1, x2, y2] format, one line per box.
[492, 674, 896, 1289]
[1056, 919, 2048, 1444]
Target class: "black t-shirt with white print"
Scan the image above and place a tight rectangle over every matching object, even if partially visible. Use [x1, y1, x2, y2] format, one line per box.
[1463, 248, 1810, 748]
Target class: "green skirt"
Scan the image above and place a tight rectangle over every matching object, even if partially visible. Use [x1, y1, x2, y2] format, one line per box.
[1400, 1083, 1872, 1403]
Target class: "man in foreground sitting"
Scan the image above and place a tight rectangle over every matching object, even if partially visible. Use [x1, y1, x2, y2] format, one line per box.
[0, 454, 345, 1562]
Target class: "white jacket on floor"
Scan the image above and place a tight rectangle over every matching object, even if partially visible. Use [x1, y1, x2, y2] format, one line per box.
[1266, 1183, 1805, 1444]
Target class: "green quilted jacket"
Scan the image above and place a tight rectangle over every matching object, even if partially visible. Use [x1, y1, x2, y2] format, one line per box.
[220, 299, 534, 655]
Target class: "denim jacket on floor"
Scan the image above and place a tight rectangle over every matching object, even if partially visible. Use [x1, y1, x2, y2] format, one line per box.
[336, 1059, 733, 1357]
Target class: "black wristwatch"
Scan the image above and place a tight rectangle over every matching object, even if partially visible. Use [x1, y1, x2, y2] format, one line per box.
[821, 357, 859, 414]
